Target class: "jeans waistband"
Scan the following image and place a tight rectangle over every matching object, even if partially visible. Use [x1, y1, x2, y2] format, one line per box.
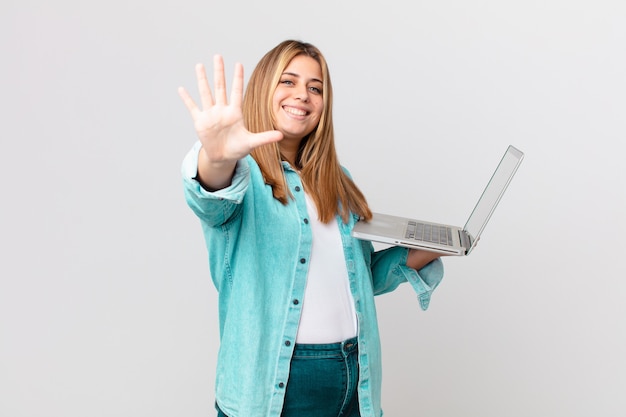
[293, 336, 358, 356]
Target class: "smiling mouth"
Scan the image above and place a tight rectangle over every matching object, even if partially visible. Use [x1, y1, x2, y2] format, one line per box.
[283, 106, 308, 116]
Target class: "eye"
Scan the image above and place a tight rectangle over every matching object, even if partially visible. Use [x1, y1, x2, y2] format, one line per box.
[280, 79, 294, 86]
[309, 86, 322, 94]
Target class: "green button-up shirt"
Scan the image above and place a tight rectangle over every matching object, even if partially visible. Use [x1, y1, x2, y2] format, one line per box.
[182, 142, 444, 417]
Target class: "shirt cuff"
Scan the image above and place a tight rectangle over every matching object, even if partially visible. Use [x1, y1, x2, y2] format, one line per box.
[181, 141, 250, 203]
[399, 257, 444, 311]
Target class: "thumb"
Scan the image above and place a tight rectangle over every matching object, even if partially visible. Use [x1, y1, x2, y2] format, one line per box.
[248, 130, 283, 150]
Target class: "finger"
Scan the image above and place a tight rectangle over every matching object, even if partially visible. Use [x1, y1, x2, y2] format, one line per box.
[247, 131, 284, 151]
[195, 63, 214, 110]
[213, 55, 228, 105]
[177, 86, 198, 113]
[230, 62, 244, 108]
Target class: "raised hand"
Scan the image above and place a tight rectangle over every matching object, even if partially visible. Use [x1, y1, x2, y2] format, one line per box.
[178, 55, 283, 189]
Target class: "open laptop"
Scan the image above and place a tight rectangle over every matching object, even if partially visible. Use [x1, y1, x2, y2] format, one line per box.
[351, 145, 524, 256]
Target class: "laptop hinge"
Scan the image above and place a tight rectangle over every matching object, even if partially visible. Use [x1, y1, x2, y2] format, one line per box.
[459, 230, 473, 253]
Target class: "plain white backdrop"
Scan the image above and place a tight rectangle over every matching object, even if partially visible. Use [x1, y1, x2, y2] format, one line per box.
[2, 0, 625, 416]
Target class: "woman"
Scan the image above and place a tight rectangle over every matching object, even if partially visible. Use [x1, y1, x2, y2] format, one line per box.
[179, 40, 444, 417]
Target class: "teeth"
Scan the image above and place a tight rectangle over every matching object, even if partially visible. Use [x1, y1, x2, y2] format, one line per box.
[284, 107, 306, 116]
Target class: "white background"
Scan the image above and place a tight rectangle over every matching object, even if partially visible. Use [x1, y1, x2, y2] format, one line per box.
[2, 0, 625, 416]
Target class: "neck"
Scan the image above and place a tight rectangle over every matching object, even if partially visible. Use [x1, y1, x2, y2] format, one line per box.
[279, 138, 302, 168]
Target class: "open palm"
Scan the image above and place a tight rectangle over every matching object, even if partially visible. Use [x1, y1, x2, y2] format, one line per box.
[178, 55, 282, 165]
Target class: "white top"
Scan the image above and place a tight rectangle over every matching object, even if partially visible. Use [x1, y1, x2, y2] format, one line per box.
[295, 193, 358, 344]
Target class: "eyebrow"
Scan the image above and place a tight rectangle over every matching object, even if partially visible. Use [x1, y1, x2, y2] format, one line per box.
[282, 71, 323, 84]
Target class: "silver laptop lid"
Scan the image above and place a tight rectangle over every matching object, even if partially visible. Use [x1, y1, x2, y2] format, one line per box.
[463, 145, 524, 253]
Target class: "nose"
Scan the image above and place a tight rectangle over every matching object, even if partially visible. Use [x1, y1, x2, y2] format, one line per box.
[294, 85, 309, 102]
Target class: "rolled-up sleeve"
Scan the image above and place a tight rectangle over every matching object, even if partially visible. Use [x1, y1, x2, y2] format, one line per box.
[370, 245, 444, 310]
[181, 141, 250, 226]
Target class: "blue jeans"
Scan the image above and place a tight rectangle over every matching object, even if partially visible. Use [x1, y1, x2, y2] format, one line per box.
[217, 337, 360, 417]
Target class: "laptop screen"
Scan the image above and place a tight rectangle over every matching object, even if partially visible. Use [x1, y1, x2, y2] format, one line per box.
[463, 145, 524, 249]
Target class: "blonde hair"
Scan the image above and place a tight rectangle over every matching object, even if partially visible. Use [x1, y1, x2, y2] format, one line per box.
[244, 40, 372, 224]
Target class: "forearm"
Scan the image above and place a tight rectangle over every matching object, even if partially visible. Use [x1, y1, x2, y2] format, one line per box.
[196, 146, 238, 191]
[406, 249, 442, 271]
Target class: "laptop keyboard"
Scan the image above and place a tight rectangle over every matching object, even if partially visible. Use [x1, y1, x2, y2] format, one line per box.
[405, 221, 453, 246]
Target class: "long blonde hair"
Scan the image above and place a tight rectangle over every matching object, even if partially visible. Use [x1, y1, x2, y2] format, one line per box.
[244, 40, 372, 224]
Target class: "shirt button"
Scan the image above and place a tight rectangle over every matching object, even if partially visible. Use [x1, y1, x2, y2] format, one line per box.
[293, 299, 299, 305]
[294, 186, 301, 192]
[303, 218, 309, 224]
[285, 340, 291, 346]
[300, 258, 306, 264]
[278, 382, 285, 388]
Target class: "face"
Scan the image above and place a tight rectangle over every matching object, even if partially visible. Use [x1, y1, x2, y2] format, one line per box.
[272, 55, 324, 144]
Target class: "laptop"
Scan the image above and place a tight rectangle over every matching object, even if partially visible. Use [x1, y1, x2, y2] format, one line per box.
[351, 145, 524, 256]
